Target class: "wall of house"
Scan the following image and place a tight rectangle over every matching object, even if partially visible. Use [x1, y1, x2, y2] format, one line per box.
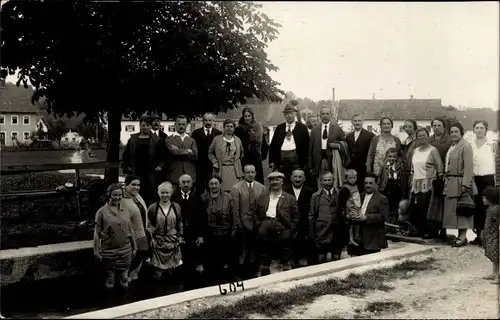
[119, 120, 194, 145]
[0, 113, 40, 146]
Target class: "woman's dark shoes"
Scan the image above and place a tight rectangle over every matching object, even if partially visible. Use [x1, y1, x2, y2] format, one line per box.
[470, 237, 482, 246]
[451, 238, 468, 247]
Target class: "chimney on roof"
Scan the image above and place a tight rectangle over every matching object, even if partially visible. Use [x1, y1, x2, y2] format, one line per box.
[410, 95, 414, 100]
[372, 93, 375, 100]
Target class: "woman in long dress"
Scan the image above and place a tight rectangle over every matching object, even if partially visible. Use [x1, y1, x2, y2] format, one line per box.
[442, 122, 477, 247]
[481, 186, 499, 284]
[209, 119, 244, 192]
[409, 128, 444, 238]
[146, 182, 183, 280]
[121, 174, 150, 281]
[93, 183, 137, 289]
[470, 120, 497, 246]
[234, 107, 265, 183]
[366, 117, 403, 178]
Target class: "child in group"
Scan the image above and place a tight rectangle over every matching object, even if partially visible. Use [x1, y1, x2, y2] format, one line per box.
[481, 186, 499, 284]
[338, 169, 362, 246]
[378, 148, 409, 224]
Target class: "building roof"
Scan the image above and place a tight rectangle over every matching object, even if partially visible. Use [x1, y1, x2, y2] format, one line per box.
[337, 99, 444, 120]
[216, 103, 291, 125]
[0, 83, 42, 114]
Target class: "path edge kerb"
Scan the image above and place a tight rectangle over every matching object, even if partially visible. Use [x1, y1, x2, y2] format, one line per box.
[67, 243, 437, 319]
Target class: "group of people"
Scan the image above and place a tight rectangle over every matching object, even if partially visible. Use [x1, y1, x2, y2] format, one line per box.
[92, 101, 500, 289]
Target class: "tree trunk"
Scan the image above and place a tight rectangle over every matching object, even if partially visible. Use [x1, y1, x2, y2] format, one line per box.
[105, 110, 122, 183]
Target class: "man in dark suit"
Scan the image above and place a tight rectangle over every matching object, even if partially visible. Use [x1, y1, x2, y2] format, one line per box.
[346, 114, 375, 191]
[257, 171, 300, 275]
[269, 101, 309, 184]
[308, 107, 346, 189]
[171, 174, 204, 283]
[347, 173, 388, 257]
[191, 112, 222, 193]
[283, 169, 315, 267]
[152, 116, 168, 140]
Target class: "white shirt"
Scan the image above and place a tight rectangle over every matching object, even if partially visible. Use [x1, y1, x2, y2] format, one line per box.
[204, 127, 212, 136]
[323, 188, 333, 198]
[354, 129, 361, 142]
[266, 191, 282, 218]
[173, 132, 188, 141]
[321, 122, 330, 150]
[181, 191, 190, 200]
[386, 162, 398, 179]
[412, 147, 433, 179]
[152, 129, 160, 136]
[292, 186, 302, 199]
[246, 181, 254, 190]
[472, 141, 496, 176]
[281, 122, 297, 151]
[360, 193, 373, 217]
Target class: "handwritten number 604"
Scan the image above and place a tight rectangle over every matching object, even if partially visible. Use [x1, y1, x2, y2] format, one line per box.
[218, 281, 244, 296]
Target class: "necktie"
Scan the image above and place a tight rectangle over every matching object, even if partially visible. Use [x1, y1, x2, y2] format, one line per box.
[328, 190, 331, 198]
[286, 125, 293, 140]
[248, 183, 256, 210]
[322, 125, 328, 139]
[389, 165, 396, 179]
[183, 193, 188, 200]
[206, 129, 210, 136]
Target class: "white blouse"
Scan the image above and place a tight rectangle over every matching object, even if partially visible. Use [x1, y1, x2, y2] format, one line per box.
[472, 140, 495, 176]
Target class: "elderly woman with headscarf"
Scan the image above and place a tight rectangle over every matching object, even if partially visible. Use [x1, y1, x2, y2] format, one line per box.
[93, 183, 137, 289]
[234, 107, 265, 183]
[208, 119, 244, 192]
[121, 174, 150, 282]
[146, 182, 183, 280]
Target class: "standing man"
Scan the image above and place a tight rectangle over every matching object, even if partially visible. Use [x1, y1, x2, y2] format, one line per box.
[283, 169, 315, 267]
[306, 115, 318, 135]
[160, 115, 198, 187]
[269, 101, 309, 183]
[171, 174, 204, 283]
[191, 112, 222, 193]
[346, 114, 375, 191]
[347, 173, 388, 257]
[308, 107, 346, 189]
[257, 172, 299, 275]
[231, 164, 269, 276]
[152, 116, 167, 140]
[308, 171, 345, 263]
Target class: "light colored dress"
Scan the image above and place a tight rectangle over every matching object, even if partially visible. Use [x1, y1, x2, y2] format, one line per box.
[219, 137, 240, 191]
[373, 138, 397, 177]
[94, 204, 134, 271]
[411, 147, 435, 194]
[147, 202, 183, 270]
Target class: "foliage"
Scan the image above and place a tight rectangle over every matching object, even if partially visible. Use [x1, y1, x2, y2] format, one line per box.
[75, 121, 108, 142]
[46, 119, 68, 145]
[2, 1, 284, 182]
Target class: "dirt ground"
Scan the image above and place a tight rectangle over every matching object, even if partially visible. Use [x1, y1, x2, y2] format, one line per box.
[129, 245, 498, 319]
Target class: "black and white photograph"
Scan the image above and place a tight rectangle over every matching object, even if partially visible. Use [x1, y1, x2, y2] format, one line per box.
[0, 1, 498, 319]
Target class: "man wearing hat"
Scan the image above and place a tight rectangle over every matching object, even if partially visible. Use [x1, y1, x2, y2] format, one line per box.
[257, 171, 300, 275]
[269, 100, 310, 184]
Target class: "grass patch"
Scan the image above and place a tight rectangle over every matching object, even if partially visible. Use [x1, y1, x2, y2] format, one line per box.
[187, 257, 436, 319]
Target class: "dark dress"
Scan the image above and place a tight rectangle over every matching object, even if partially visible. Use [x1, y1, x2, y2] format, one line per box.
[235, 124, 264, 184]
[483, 205, 499, 264]
[134, 138, 156, 206]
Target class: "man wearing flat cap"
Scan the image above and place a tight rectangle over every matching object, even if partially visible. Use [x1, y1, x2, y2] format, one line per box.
[269, 100, 309, 184]
[256, 171, 300, 275]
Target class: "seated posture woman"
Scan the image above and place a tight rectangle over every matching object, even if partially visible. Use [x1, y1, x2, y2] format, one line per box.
[208, 119, 244, 192]
[409, 128, 444, 238]
[199, 176, 237, 276]
[442, 122, 477, 247]
[146, 182, 184, 280]
[93, 183, 137, 289]
[122, 174, 150, 281]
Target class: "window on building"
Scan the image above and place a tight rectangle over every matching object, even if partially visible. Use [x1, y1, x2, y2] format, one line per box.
[23, 115, 30, 125]
[11, 115, 18, 125]
[168, 125, 175, 132]
[367, 125, 373, 132]
[399, 125, 405, 132]
[65, 137, 69, 142]
[11, 131, 18, 141]
[125, 125, 135, 132]
[72, 138, 76, 142]
[0, 115, 4, 124]
[0, 132, 5, 146]
[23, 132, 30, 141]
[160, 125, 165, 132]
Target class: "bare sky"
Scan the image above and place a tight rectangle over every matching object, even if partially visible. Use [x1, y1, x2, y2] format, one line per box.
[261, 1, 499, 109]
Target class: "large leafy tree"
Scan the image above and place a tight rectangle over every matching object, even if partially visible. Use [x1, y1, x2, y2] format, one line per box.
[1, 1, 283, 182]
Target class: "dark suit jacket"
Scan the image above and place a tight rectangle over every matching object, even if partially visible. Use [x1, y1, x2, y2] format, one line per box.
[346, 129, 375, 177]
[260, 191, 300, 233]
[121, 133, 159, 172]
[269, 122, 309, 169]
[308, 122, 346, 175]
[191, 127, 222, 187]
[359, 191, 388, 250]
[171, 189, 203, 241]
[283, 184, 314, 233]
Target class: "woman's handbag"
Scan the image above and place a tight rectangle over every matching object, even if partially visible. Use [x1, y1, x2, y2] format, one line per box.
[456, 191, 476, 217]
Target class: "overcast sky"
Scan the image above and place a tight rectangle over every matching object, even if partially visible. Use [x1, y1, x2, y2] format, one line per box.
[261, 1, 499, 109]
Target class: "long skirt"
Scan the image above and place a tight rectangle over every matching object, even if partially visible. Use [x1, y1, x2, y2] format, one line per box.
[483, 206, 499, 264]
[427, 179, 445, 230]
[149, 235, 183, 270]
[473, 175, 495, 230]
[442, 196, 474, 229]
[101, 243, 134, 271]
[220, 165, 239, 191]
[410, 191, 432, 235]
